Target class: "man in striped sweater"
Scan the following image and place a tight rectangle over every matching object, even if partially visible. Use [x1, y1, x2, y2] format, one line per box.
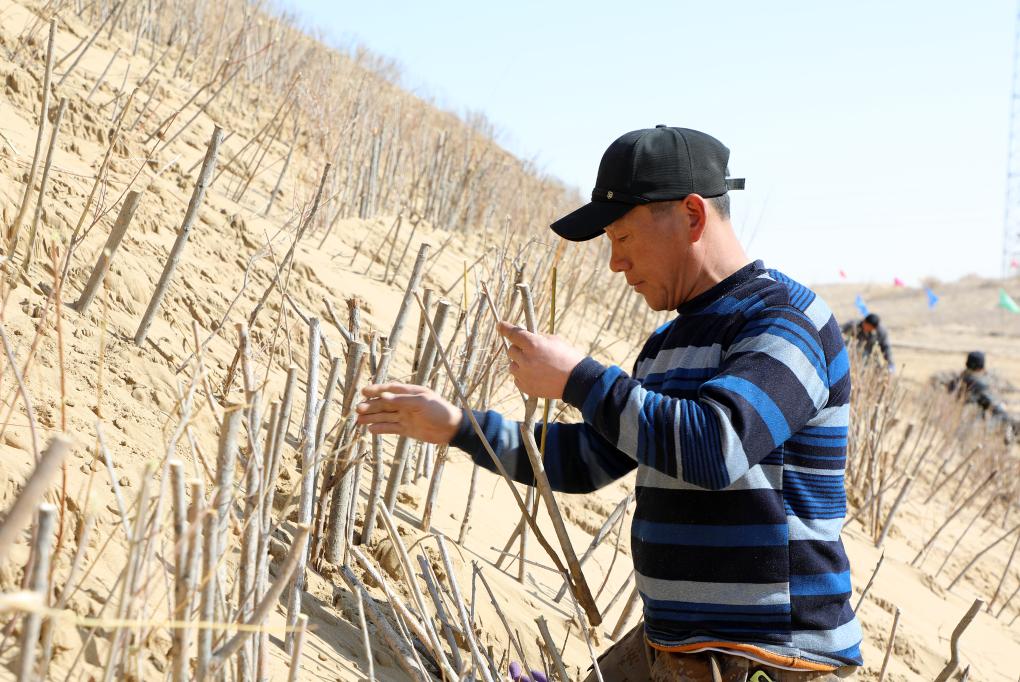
[356, 127, 861, 681]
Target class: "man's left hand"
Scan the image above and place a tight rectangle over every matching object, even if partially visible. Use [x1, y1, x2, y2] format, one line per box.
[498, 321, 586, 399]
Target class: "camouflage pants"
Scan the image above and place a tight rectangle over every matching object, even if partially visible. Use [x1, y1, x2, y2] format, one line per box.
[583, 624, 857, 682]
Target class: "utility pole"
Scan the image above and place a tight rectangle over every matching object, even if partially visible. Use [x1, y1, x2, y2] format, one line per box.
[1003, 1, 1020, 278]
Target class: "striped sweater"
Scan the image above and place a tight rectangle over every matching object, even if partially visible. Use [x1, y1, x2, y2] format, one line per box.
[450, 260, 863, 670]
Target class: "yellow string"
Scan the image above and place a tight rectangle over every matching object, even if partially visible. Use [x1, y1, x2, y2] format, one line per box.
[0, 592, 300, 634]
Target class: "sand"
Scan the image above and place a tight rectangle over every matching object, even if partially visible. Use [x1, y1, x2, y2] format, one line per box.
[0, 0, 1017, 680]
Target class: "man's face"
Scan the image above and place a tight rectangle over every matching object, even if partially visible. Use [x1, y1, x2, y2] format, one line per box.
[862, 322, 876, 334]
[604, 203, 694, 311]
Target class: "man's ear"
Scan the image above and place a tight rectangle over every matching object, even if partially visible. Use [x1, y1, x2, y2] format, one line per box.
[682, 195, 708, 243]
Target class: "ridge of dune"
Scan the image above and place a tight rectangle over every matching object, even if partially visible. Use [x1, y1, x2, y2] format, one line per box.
[0, 1, 1017, 680]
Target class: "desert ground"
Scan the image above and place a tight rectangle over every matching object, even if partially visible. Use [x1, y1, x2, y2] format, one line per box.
[0, 1, 1018, 681]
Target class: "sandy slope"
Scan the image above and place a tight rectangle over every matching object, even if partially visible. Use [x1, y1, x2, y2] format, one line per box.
[0, 1, 1017, 680]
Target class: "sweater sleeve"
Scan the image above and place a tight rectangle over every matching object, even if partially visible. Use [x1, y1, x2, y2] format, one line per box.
[448, 378, 637, 494]
[562, 306, 830, 490]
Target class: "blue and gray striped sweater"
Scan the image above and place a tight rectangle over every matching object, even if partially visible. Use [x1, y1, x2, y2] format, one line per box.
[451, 260, 863, 670]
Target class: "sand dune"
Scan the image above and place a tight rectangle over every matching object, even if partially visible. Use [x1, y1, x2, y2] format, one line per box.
[0, 0, 1017, 680]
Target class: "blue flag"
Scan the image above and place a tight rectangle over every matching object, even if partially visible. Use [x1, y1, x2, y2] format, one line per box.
[854, 295, 869, 317]
[925, 287, 939, 309]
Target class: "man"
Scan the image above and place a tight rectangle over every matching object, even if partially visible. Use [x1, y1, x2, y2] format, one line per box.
[948, 351, 1015, 439]
[840, 313, 894, 372]
[356, 126, 861, 681]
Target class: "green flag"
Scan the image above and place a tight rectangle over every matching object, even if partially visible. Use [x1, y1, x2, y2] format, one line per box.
[999, 289, 1020, 314]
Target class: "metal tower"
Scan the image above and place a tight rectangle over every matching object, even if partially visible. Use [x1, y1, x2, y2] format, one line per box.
[1004, 1, 1020, 277]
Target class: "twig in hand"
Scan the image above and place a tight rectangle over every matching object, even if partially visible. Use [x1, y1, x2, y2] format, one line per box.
[512, 283, 601, 625]
[414, 292, 582, 618]
[382, 299, 451, 512]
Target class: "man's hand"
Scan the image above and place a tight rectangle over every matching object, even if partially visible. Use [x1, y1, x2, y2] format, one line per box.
[498, 321, 586, 399]
[355, 383, 461, 444]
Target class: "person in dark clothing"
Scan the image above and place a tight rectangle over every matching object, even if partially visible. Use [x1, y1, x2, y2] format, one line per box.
[948, 352, 1014, 430]
[840, 313, 894, 371]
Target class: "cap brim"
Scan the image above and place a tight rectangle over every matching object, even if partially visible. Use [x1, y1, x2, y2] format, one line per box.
[550, 201, 635, 242]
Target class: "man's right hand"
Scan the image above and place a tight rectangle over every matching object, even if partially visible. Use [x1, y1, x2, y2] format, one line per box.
[354, 382, 462, 444]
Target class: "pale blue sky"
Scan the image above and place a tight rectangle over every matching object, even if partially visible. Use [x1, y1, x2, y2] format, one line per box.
[287, 0, 1016, 285]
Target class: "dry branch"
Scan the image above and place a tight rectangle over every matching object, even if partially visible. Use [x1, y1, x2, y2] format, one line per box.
[875, 476, 912, 549]
[382, 298, 451, 512]
[912, 471, 998, 568]
[933, 599, 983, 682]
[285, 317, 321, 653]
[349, 543, 456, 680]
[57, 2, 125, 87]
[554, 492, 632, 602]
[15, 503, 57, 682]
[8, 18, 56, 253]
[134, 125, 223, 346]
[0, 437, 70, 560]
[387, 243, 432, 354]
[854, 551, 884, 613]
[537, 615, 570, 682]
[414, 291, 591, 624]
[514, 283, 601, 626]
[436, 534, 495, 682]
[338, 565, 429, 682]
[947, 523, 1020, 591]
[73, 190, 142, 313]
[610, 586, 640, 641]
[22, 96, 68, 272]
[355, 588, 375, 682]
[877, 606, 900, 682]
[419, 554, 463, 673]
[208, 525, 311, 674]
[989, 523, 1020, 612]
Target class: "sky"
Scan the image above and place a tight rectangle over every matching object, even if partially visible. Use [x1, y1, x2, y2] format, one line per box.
[286, 0, 1017, 286]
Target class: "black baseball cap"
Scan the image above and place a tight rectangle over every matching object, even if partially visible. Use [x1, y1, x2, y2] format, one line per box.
[966, 351, 985, 370]
[550, 125, 745, 241]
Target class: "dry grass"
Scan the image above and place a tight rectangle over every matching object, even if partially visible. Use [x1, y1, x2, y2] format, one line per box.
[0, 0, 1016, 680]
